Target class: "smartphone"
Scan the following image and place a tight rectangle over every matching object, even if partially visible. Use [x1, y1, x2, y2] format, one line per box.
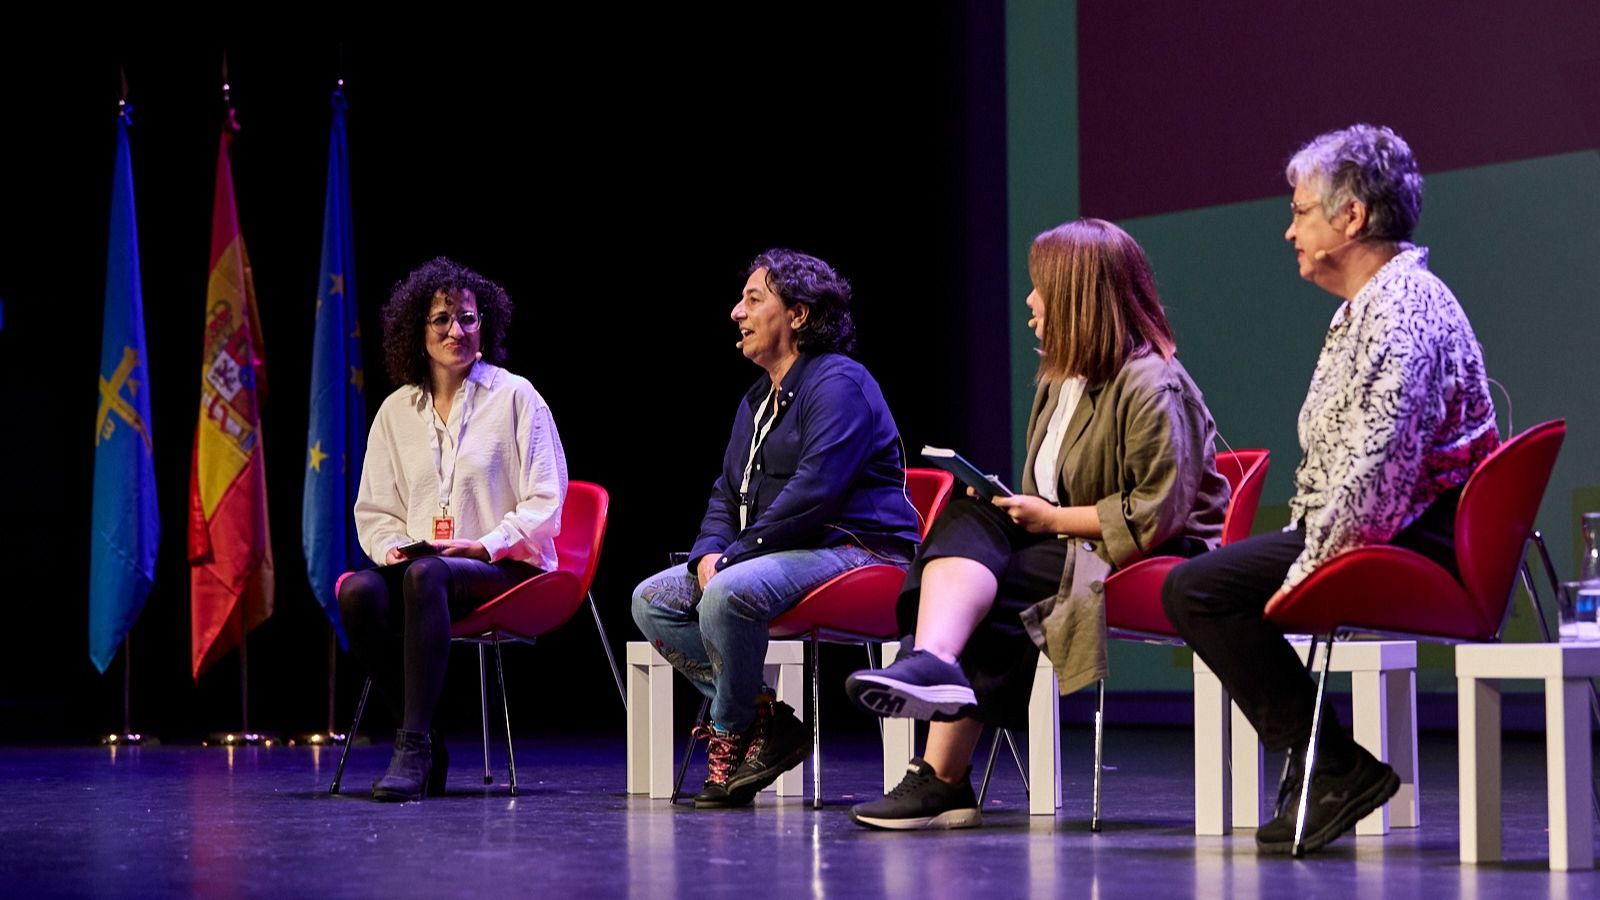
[398, 539, 437, 558]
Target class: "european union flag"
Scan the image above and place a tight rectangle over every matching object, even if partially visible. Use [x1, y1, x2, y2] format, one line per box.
[90, 110, 159, 673]
[302, 88, 368, 646]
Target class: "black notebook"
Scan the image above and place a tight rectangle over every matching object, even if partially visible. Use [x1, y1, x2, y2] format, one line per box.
[920, 446, 1014, 501]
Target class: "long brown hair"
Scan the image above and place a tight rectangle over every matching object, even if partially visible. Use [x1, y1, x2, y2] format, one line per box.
[1029, 218, 1176, 384]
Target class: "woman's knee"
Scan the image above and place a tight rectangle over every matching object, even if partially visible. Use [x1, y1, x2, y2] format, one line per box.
[337, 570, 388, 628]
[401, 557, 452, 605]
[632, 571, 698, 628]
[698, 576, 768, 626]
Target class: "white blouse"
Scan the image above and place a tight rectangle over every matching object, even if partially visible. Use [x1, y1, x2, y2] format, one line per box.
[355, 361, 568, 570]
[1032, 376, 1087, 505]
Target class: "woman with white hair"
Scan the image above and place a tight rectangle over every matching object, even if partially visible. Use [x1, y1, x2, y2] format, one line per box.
[1162, 124, 1499, 854]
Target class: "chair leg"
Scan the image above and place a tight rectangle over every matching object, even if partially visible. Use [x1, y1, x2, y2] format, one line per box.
[1293, 634, 1335, 857]
[329, 677, 372, 795]
[478, 644, 492, 785]
[1091, 679, 1106, 832]
[864, 642, 884, 739]
[1273, 633, 1324, 816]
[1531, 531, 1564, 612]
[1521, 561, 1556, 643]
[670, 696, 711, 804]
[493, 637, 517, 797]
[978, 727, 1003, 805]
[588, 593, 627, 709]
[1005, 728, 1028, 792]
[810, 633, 822, 810]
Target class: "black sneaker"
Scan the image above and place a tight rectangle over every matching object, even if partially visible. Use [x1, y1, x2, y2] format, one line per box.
[1256, 742, 1400, 854]
[850, 758, 981, 830]
[691, 724, 753, 809]
[845, 649, 977, 721]
[725, 699, 811, 803]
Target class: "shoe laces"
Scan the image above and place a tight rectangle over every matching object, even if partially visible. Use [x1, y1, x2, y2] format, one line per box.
[742, 699, 777, 761]
[885, 763, 934, 799]
[692, 725, 743, 783]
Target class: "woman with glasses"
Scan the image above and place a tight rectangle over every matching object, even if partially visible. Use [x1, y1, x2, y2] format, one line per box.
[338, 257, 568, 801]
[1162, 124, 1497, 854]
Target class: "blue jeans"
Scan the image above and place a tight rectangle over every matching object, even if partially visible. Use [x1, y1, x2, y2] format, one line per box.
[631, 544, 907, 732]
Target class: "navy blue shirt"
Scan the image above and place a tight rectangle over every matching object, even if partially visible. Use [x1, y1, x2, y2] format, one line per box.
[690, 352, 920, 571]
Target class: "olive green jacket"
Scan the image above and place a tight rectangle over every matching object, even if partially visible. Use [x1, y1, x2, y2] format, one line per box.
[1015, 354, 1230, 695]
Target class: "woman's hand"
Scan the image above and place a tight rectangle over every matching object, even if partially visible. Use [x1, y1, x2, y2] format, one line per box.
[385, 546, 408, 565]
[990, 494, 1064, 534]
[696, 553, 720, 590]
[434, 539, 491, 561]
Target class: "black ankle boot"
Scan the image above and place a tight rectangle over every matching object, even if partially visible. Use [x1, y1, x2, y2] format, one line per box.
[373, 729, 434, 802]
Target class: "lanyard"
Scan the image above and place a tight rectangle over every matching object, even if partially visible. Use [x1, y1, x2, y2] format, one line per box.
[426, 378, 479, 519]
[737, 387, 781, 530]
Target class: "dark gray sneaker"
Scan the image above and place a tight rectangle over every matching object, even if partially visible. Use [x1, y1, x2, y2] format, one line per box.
[850, 758, 981, 830]
[846, 649, 977, 721]
[1256, 742, 1399, 854]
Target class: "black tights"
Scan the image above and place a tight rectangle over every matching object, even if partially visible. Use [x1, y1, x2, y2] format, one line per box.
[338, 556, 537, 733]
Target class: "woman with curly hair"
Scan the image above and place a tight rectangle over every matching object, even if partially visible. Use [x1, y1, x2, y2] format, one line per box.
[338, 257, 567, 802]
[631, 248, 920, 808]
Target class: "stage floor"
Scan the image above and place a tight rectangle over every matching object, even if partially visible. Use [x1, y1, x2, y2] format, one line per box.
[1, 726, 1594, 897]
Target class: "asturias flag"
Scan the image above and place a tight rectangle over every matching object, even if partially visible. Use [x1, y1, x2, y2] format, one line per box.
[90, 109, 159, 673]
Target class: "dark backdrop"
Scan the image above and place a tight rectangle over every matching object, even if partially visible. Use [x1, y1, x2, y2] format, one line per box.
[0, 10, 1012, 742]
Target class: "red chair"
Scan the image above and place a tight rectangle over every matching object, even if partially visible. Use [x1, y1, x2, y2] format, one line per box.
[977, 449, 1271, 825]
[668, 468, 955, 807]
[1262, 420, 1565, 855]
[330, 480, 622, 797]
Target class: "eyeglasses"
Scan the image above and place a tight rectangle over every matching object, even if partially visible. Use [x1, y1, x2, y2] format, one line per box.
[426, 311, 482, 334]
[1289, 200, 1322, 219]
[1290, 199, 1352, 222]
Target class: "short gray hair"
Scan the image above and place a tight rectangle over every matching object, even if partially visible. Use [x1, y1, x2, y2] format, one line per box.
[1285, 124, 1423, 242]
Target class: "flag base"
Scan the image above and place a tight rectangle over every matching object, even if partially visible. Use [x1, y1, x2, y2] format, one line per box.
[288, 731, 361, 747]
[204, 731, 279, 748]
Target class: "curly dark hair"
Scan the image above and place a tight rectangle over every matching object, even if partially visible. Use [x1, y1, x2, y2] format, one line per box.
[381, 257, 514, 388]
[748, 248, 856, 356]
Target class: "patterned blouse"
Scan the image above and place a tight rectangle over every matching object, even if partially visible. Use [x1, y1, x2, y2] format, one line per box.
[1284, 246, 1498, 590]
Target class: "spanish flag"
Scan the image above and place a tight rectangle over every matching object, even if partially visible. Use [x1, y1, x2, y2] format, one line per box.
[188, 118, 274, 679]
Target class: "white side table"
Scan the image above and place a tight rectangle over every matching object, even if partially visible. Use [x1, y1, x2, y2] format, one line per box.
[625, 640, 804, 799]
[1455, 642, 1600, 871]
[1022, 651, 1065, 816]
[1192, 640, 1419, 836]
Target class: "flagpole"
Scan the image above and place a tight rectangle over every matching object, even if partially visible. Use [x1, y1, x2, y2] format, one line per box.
[201, 54, 274, 750]
[239, 615, 250, 735]
[102, 636, 150, 747]
[124, 637, 133, 736]
[114, 89, 136, 749]
[96, 71, 159, 750]
[296, 68, 361, 751]
[328, 625, 339, 736]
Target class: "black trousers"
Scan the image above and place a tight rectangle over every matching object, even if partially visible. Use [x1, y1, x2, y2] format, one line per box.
[338, 556, 539, 734]
[1161, 488, 1460, 752]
